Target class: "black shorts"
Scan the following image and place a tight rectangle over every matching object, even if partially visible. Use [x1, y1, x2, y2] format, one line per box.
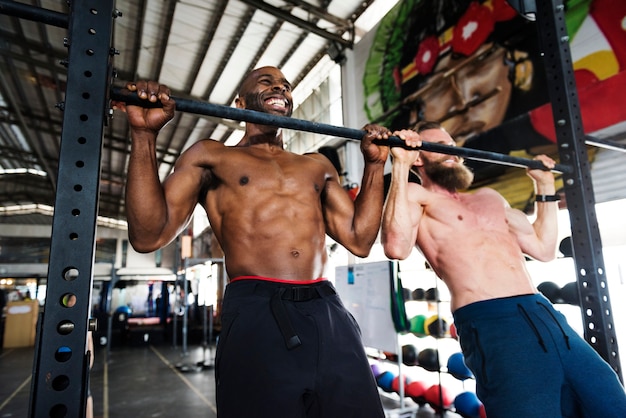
[215, 278, 384, 418]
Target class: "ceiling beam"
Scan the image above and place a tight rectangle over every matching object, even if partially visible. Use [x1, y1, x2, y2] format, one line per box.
[282, 0, 352, 29]
[239, 0, 353, 47]
[0, 60, 57, 191]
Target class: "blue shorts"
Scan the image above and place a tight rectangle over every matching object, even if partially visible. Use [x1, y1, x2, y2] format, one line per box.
[215, 278, 384, 418]
[453, 293, 626, 417]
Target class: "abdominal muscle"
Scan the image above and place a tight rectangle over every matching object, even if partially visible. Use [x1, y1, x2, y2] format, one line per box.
[417, 219, 538, 312]
[208, 195, 329, 282]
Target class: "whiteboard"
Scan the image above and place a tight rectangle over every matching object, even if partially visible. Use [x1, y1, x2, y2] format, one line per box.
[335, 261, 398, 353]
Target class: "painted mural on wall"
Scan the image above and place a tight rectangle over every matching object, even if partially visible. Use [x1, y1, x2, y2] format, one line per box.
[360, 0, 626, 206]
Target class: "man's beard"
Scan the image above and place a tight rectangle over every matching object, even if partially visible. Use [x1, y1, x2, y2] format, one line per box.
[423, 156, 474, 190]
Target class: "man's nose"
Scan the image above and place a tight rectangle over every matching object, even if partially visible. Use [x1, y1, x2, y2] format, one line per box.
[272, 83, 286, 93]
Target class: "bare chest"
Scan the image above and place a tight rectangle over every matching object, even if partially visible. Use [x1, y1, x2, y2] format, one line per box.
[427, 191, 508, 233]
[462, 196, 507, 229]
[200, 151, 331, 227]
[216, 151, 322, 189]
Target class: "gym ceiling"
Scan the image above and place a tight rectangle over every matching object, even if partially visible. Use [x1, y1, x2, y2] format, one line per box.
[0, 0, 390, 227]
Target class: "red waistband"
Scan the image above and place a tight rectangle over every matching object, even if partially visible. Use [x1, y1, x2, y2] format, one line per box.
[230, 275, 326, 285]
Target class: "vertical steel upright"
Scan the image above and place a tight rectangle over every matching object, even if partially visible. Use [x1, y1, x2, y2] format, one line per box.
[534, 0, 622, 381]
[29, 1, 116, 416]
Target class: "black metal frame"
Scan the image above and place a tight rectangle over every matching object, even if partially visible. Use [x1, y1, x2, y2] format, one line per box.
[25, 1, 116, 416]
[535, 0, 622, 381]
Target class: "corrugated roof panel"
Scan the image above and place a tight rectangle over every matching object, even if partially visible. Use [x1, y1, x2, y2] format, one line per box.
[177, 117, 210, 153]
[190, 0, 252, 98]
[208, 10, 279, 104]
[351, 0, 401, 39]
[165, 112, 201, 155]
[136, 0, 169, 80]
[280, 33, 327, 78]
[326, 0, 355, 17]
[224, 127, 245, 146]
[112, 2, 144, 77]
[21, 20, 41, 43]
[210, 124, 233, 144]
[159, 2, 213, 90]
[254, 20, 306, 78]
[591, 147, 626, 203]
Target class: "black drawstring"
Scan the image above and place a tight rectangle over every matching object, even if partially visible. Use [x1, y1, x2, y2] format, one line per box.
[537, 302, 571, 349]
[517, 304, 548, 352]
[270, 289, 302, 350]
[267, 283, 336, 350]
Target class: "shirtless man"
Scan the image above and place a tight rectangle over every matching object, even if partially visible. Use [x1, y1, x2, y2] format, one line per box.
[113, 66, 389, 417]
[381, 121, 626, 417]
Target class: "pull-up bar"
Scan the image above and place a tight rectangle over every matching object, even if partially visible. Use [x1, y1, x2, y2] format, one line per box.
[110, 86, 573, 174]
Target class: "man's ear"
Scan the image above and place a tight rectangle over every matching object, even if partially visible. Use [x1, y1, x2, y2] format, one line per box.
[235, 96, 244, 109]
[414, 153, 424, 168]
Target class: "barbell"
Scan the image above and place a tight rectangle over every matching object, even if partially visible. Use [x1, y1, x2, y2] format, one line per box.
[110, 86, 572, 174]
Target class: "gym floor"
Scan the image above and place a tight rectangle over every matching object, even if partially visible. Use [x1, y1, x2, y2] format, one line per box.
[1, 341, 218, 418]
[0, 340, 461, 418]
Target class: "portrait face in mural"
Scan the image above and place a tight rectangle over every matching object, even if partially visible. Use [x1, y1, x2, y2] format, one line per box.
[363, 0, 548, 148]
[408, 42, 533, 146]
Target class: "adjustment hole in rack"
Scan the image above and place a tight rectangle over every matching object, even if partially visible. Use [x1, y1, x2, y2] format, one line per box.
[61, 293, 77, 308]
[50, 403, 68, 418]
[63, 267, 79, 281]
[57, 320, 75, 335]
[54, 346, 72, 362]
[52, 374, 70, 391]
